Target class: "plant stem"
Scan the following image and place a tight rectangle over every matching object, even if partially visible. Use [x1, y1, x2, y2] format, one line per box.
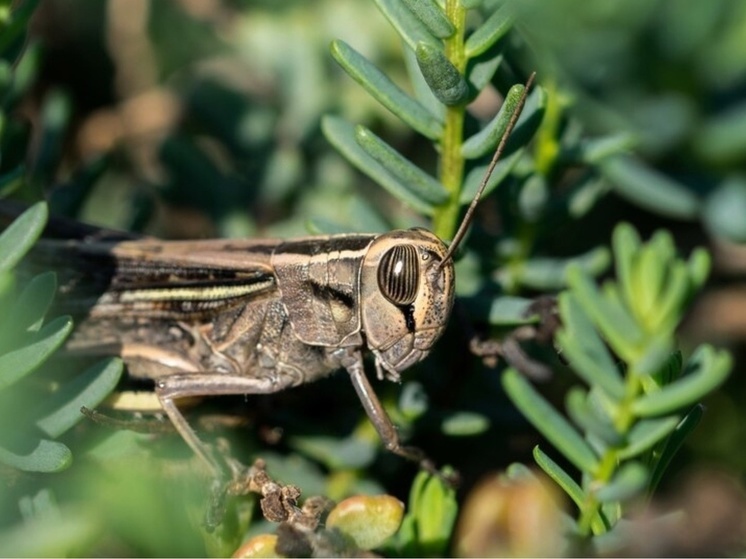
[577, 367, 644, 537]
[434, 0, 467, 241]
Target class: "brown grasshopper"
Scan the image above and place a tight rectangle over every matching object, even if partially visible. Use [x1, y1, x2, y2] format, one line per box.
[11, 74, 535, 486]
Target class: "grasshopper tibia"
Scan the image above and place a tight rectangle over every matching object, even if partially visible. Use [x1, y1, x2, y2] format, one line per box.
[347, 355, 459, 487]
[154, 371, 299, 481]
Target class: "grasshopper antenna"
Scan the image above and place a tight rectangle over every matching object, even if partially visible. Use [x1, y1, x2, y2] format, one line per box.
[438, 71, 536, 269]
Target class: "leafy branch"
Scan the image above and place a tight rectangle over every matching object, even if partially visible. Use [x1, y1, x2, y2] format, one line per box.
[502, 223, 731, 547]
[323, 0, 541, 242]
[0, 203, 123, 473]
[0, 1, 123, 476]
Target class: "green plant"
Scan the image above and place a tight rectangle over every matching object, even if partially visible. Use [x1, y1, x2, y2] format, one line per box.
[388, 469, 458, 557]
[0, 202, 123, 475]
[0, 3, 124, 555]
[502, 223, 731, 552]
[0, 0, 742, 556]
[323, 0, 547, 241]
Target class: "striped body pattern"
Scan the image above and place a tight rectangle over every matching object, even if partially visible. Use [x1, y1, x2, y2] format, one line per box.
[22, 225, 456, 479]
[38, 230, 454, 386]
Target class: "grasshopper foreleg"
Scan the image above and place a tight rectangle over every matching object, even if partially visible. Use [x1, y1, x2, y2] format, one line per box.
[345, 354, 458, 486]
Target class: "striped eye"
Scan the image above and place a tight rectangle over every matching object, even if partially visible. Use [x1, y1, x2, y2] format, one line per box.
[378, 244, 419, 306]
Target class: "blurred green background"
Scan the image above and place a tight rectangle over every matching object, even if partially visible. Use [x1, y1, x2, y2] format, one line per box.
[1, 0, 746, 556]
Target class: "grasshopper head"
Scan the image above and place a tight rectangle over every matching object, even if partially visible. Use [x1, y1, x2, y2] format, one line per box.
[356, 74, 535, 381]
[360, 228, 455, 381]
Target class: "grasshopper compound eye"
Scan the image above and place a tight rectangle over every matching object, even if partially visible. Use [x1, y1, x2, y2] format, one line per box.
[378, 244, 419, 306]
[361, 229, 455, 376]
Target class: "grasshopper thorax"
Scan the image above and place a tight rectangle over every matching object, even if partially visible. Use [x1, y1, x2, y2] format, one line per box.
[360, 228, 455, 381]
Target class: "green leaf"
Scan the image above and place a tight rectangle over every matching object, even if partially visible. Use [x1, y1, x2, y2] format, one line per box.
[459, 85, 546, 202]
[4, 271, 56, 335]
[594, 462, 648, 503]
[634, 232, 673, 321]
[652, 350, 684, 386]
[373, 0, 439, 51]
[0, 315, 73, 390]
[484, 295, 534, 325]
[557, 293, 625, 400]
[502, 84, 546, 148]
[617, 416, 681, 460]
[330, 40, 443, 140]
[612, 223, 640, 311]
[532, 446, 585, 508]
[648, 405, 703, 494]
[0, 201, 47, 274]
[464, 1, 514, 57]
[533, 448, 610, 535]
[465, 44, 503, 92]
[441, 411, 489, 436]
[322, 116, 435, 215]
[0, 437, 71, 472]
[408, 471, 458, 556]
[355, 125, 448, 204]
[520, 247, 610, 291]
[461, 83, 525, 159]
[571, 134, 637, 165]
[35, 358, 124, 439]
[600, 154, 699, 220]
[566, 174, 609, 219]
[632, 345, 731, 417]
[634, 337, 674, 378]
[401, 0, 454, 38]
[399, 381, 428, 420]
[502, 368, 599, 473]
[648, 261, 689, 334]
[459, 149, 523, 203]
[565, 387, 622, 447]
[518, 173, 548, 222]
[402, 42, 445, 120]
[290, 433, 376, 470]
[415, 42, 469, 106]
[703, 177, 746, 242]
[687, 247, 710, 292]
[566, 265, 644, 361]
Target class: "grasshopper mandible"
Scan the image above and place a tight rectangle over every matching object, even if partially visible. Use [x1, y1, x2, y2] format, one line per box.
[15, 74, 534, 483]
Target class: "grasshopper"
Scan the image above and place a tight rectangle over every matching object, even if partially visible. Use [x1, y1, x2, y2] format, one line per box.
[10, 74, 534, 485]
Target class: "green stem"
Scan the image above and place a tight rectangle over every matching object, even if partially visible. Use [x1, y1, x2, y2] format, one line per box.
[433, 0, 467, 241]
[577, 367, 644, 537]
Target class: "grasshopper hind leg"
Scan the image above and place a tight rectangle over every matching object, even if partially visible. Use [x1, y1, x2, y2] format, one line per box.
[155, 372, 302, 529]
[154, 372, 297, 479]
